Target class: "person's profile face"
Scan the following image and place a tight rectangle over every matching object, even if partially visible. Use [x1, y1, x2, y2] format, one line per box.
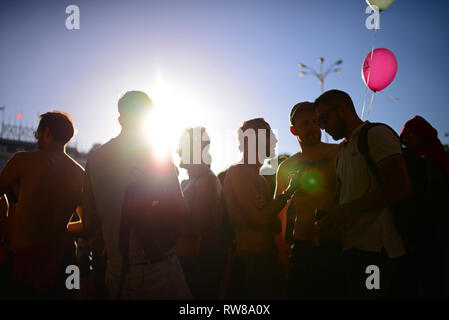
[34, 126, 44, 149]
[292, 111, 321, 146]
[315, 104, 346, 140]
[401, 132, 420, 153]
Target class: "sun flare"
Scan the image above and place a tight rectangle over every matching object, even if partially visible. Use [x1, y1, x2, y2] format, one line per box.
[145, 80, 202, 162]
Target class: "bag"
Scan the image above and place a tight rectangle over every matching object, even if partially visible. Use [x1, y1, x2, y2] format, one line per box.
[357, 122, 429, 253]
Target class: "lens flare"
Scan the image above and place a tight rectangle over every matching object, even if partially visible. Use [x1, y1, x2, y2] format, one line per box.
[300, 169, 324, 193]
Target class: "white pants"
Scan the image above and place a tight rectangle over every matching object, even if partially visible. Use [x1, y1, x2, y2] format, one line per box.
[106, 254, 192, 300]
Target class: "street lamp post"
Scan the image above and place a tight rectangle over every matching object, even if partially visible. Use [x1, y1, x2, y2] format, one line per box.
[298, 57, 343, 93]
[298, 57, 343, 142]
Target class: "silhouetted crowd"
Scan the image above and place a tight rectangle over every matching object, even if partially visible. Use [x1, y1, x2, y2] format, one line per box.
[0, 89, 448, 300]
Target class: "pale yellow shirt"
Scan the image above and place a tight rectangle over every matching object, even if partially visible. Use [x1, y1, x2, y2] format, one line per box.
[337, 122, 405, 257]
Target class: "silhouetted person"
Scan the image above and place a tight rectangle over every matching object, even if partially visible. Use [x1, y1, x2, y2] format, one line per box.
[0, 111, 84, 299]
[81, 91, 191, 299]
[400, 115, 449, 298]
[276, 102, 341, 299]
[175, 127, 226, 299]
[314, 90, 410, 299]
[223, 118, 299, 299]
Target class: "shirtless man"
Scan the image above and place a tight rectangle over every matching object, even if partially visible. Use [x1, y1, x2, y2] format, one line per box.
[275, 102, 341, 299]
[224, 118, 300, 299]
[175, 126, 225, 299]
[0, 111, 84, 298]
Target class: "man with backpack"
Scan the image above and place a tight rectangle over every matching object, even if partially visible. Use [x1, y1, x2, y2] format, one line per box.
[313, 90, 410, 299]
[81, 91, 191, 299]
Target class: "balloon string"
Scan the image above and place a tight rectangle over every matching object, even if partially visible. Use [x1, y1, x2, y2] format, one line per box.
[362, 28, 377, 121]
[361, 87, 368, 120]
[366, 28, 377, 88]
[388, 95, 400, 101]
[367, 91, 375, 117]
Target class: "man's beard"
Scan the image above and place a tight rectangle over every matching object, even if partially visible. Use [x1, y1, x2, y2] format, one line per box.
[302, 131, 321, 146]
[327, 117, 347, 140]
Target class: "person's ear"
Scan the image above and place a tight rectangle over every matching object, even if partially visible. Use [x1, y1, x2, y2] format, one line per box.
[290, 125, 297, 136]
[44, 127, 52, 141]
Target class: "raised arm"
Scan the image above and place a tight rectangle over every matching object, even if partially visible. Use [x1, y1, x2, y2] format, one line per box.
[274, 161, 292, 241]
[228, 167, 293, 231]
[319, 127, 411, 229]
[81, 162, 100, 238]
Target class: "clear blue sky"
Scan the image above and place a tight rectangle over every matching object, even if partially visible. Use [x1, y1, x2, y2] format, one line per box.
[1, 0, 448, 175]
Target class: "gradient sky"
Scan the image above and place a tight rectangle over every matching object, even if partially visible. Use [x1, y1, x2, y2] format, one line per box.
[1, 0, 448, 177]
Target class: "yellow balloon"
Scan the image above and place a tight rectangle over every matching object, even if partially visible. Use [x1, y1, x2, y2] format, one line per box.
[366, 0, 395, 12]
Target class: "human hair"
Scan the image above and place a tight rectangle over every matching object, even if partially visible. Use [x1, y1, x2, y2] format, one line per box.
[177, 126, 211, 166]
[38, 111, 75, 145]
[118, 91, 153, 120]
[290, 102, 315, 125]
[314, 89, 357, 115]
[237, 118, 271, 152]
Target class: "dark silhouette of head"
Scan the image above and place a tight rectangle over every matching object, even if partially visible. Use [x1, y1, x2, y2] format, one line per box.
[118, 91, 153, 135]
[289, 102, 321, 147]
[35, 111, 75, 150]
[177, 126, 211, 169]
[400, 115, 444, 156]
[238, 118, 277, 165]
[314, 89, 359, 140]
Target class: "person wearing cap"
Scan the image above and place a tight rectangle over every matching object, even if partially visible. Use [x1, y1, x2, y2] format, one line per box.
[223, 118, 301, 299]
[81, 91, 192, 299]
[275, 102, 341, 299]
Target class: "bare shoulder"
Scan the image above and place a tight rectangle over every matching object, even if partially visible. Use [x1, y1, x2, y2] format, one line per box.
[322, 143, 340, 154]
[225, 164, 251, 185]
[197, 172, 221, 194]
[277, 152, 303, 174]
[66, 154, 85, 174]
[7, 151, 40, 168]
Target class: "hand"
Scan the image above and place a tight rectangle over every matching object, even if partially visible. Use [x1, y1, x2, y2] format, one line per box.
[284, 170, 302, 199]
[315, 204, 350, 241]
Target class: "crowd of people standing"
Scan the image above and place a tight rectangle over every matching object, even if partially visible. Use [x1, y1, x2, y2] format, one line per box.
[0, 89, 447, 300]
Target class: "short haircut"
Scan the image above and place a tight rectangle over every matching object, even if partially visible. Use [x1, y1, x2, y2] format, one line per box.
[118, 91, 153, 118]
[240, 118, 270, 133]
[238, 118, 271, 152]
[314, 89, 357, 115]
[289, 102, 314, 125]
[178, 126, 211, 166]
[38, 111, 75, 145]
[178, 126, 210, 152]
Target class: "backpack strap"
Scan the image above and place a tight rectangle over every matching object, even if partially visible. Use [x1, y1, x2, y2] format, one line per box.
[357, 122, 400, 187]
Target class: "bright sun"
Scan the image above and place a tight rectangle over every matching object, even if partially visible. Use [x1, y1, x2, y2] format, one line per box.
[145, 80, 202, 161]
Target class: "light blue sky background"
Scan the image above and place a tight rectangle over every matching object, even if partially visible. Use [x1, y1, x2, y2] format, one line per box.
[1, 0, 448, 176]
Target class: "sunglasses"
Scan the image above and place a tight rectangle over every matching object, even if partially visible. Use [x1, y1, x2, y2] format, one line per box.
[317, 105, 339, 127]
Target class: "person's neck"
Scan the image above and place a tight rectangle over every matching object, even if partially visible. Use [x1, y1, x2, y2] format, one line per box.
[119, 129, 143, 140]
[241, 156, 263, 173]
[43, 143, 65, 154]
[345, 117, 364, 139]
[299, 141, 327, 158]
[188, 164, 210, 179]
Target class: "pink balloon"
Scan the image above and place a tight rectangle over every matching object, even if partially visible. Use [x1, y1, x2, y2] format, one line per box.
[362, 48, 398, 92]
